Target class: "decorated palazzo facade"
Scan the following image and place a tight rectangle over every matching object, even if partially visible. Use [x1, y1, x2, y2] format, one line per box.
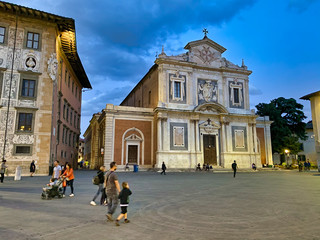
[0, 2, 91, 174]
[85, 35, 272, 170]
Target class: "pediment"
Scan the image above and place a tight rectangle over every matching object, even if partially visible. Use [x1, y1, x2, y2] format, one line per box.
[184, 37, 226, 53]
[194, 102, 228, 114]
[125, 134, 142, 141]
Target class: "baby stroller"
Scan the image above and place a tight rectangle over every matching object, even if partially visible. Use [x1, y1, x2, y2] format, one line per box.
[41, 178, 64, 200]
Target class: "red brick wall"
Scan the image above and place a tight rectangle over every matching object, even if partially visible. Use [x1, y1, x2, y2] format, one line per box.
[114, 119, 152, 166]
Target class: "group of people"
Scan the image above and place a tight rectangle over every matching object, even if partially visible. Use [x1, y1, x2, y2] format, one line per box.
[196, 163, 213, 171]
[52, 160, 75, 197]
[90, 162, 132, 226]
[299, 160, 311, 172]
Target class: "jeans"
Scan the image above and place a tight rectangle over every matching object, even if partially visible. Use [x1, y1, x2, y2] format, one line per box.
[107, 193, 119, 215]
[63, 179, 74, 194]
[92, 183, 103, 201]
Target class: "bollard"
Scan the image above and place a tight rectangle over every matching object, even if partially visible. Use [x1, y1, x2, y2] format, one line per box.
[14, 166, 22, 181]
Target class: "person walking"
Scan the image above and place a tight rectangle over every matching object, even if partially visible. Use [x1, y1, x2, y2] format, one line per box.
[105, 162, 121, 221]
[232, 160, 238, 178]
[161, 162, 167, 175]
[115, 182, 132, 226]
[0, 160, 8, 183]
[52, 160, 61, 181]
[61, 163, 75, 197]
[90, 166, 106, 206]
[30, 160, 36, 177]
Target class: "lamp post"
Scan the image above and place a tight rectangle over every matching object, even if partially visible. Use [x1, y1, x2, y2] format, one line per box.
[284, 149, 290, 168]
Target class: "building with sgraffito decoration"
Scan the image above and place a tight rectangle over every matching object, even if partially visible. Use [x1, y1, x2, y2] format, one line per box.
[0, 1, 91, 175]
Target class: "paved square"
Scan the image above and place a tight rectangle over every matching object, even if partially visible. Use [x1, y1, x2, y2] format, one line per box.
[1, 170, 320, 240]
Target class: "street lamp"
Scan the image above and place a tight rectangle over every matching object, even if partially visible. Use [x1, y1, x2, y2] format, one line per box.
[284, 149, 290, 168]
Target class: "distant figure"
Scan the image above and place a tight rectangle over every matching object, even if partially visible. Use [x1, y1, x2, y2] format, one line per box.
[0, 160, 8, 183]
[209, 165, 213, 170]
[307, 160, 311, 171]
[206, 163, 210, 171]
[232, 160, 238, 178]
[203, 163, 206, 170]
[125, 163, 130, 171]
[115, 182, 132, 226]
[196, 163, 201, 171]
[298, 161, 303, 172]
[161, 162, 167, 175]
[30, 160, 36, 177]
[252, 163, 257, 171]
[304, 161, 308, 171]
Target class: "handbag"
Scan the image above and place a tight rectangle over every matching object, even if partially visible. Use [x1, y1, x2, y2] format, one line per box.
[62, 180, 67, 187]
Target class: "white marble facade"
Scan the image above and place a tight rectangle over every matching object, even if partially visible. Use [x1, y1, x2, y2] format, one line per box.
[154, 36, 271, 169]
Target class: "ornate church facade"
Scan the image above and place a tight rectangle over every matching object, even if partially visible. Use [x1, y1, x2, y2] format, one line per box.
[85, 35, 272, 169]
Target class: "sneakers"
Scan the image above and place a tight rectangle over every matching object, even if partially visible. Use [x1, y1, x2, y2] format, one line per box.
[62, 194, 65, 198]
[106, 213, 114, 221]
[115, 220, 120, 226]
[90, 201, 96, 206]
[124, 219, 130, 223]
[69, 193, 74, 197]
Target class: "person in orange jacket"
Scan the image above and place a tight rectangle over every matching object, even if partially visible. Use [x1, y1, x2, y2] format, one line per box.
[61, 163, 75, 197]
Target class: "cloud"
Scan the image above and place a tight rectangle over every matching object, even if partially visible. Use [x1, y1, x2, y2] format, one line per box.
[288, 0, 318, 12]
[249, 84, 263, 96]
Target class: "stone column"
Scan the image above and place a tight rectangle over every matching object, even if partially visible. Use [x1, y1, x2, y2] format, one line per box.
[157, 118, 162, 151]
[253, 123, 258, 153]
[195, 120, 200, 152]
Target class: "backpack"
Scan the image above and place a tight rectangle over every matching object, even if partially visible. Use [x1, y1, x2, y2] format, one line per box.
[92, 175, 100, 185]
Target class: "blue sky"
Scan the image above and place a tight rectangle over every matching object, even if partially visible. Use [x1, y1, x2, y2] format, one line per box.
[7, 0, 320, 136]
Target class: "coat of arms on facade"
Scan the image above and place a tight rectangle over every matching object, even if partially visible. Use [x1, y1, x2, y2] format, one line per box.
[22, 51, 40, 72]
[194, 46, 216, 64]
[198, 79, 218, 105]
[47, 53, 58, 82]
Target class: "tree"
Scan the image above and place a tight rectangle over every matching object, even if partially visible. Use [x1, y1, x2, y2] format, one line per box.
[256, 97, 307, 157]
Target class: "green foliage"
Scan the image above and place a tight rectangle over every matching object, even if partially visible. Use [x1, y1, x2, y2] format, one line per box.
[256, 97, 307, 154]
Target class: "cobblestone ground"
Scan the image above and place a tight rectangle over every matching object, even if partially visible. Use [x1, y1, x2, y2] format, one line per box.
[1, 170, 320, 240]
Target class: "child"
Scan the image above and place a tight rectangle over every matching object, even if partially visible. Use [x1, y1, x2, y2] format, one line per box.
[115, 182, 132, 226]
[43, 178, 55, 191]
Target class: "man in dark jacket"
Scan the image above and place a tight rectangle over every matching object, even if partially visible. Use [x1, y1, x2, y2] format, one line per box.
[232, 160, 238, 178]
[161, 162, 167, 175]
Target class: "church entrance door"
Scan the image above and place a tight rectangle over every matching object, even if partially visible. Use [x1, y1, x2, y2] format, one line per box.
[203, 135, 217, 165]
[128, 145, 138, 164]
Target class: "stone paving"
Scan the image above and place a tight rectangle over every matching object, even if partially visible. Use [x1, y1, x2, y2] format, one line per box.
[1, 170, 320, 240]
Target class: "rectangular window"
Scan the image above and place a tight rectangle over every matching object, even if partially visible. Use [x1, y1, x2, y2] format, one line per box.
[21, 79, 35, 97]
[57, 123, 60, 143]
[233, 88, 240, 104]
[174, 81, 181, 99]
[16, 146, 31, 154]
[72, 81, 74, 93]
[63, 103, 66, 119]
[26, 32, 39, 49]
[64, 151, 67, 158]
[74, 113, 77, 127]
[69, 132, 72, 146]
[18, 113, 33, 132]
[0, 26, 5, 43]
[75, 86, 78, 98]
[61, 150, 63, 158]
[70, 110, 73, 125]
[77, 115, 80, 129]
[65, 129, 68, 145]
[68, 76, 70, 88]
[65, 70, 67, 83]
[62, 127, 65, 144]
[79, 89, 81, 101]
[66, 105, 69, 122]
